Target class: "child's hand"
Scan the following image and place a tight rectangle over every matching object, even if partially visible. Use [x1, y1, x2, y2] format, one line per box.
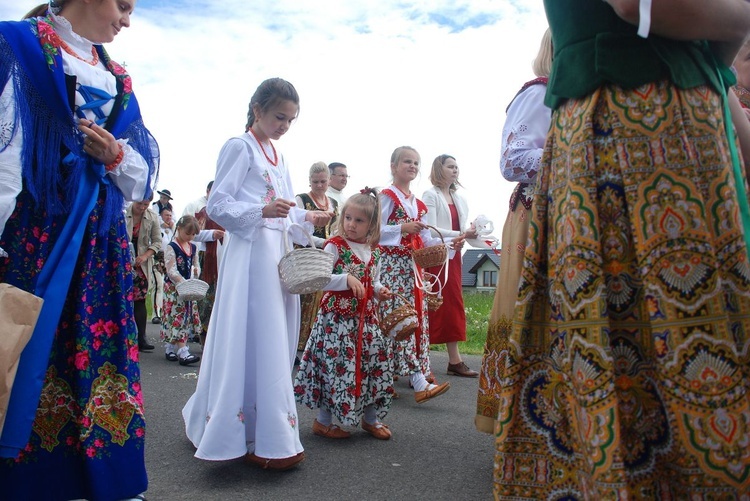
[347, 274, 365, 298]
[212, 229, 225, 241]
[262, 198, 296, 218]
[375, 287, 392, 301]
[401, 221, 426, 235]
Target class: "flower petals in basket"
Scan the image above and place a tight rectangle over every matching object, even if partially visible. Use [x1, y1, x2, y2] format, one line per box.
[176, 278, 209, 302]
[411, 225, 448, 269]
[381, 293, 419, 341]
[278, 223, 335, 294]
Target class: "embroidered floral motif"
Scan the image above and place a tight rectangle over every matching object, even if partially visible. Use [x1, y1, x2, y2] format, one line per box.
[30, 17, 133, 109]
[261, 171, 277, 204]
[237, 409, 245, 423]
[287, 412, 297, 429]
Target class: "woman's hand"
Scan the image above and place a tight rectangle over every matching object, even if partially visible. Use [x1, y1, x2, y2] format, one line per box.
[463, 224, 479, 240]
[451, 234, 466, 252]
[375, 287, 392, 301]
[347, 274, 365, 298]
[79, 119, 121, 165]
[401, 221, 426, 235]
[262, 199, 296, 218]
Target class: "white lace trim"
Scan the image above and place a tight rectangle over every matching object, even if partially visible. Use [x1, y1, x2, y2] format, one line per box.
[50, 11, 97, 61]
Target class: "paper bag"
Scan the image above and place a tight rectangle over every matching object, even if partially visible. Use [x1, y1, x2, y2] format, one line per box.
[0, 283, 43, 435]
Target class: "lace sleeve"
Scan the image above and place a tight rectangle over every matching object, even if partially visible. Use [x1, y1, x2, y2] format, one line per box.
[207, 138, 265, 242]
[0, 78, 22, 257]
[164, 245, 184, 285]
[500, 84, 551, 183]
[106, 137, 154, 201]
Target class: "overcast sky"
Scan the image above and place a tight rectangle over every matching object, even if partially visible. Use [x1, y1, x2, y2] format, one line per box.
[3, 1, 548, 236]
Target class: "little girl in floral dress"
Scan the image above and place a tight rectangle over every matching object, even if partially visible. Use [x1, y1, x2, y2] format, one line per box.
[161, 215, 202, 365]
[294, 189, 395, 440]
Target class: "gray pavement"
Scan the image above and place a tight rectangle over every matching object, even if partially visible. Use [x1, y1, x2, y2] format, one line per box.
[139, 322, 495, 501]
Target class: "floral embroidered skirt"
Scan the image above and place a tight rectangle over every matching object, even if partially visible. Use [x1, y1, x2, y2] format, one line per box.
[379, 251, 431, 377]
[0, 190, 147, 501]
[161, 279, 203, 344]
[475, 201, 529, 434]
[492, 82, 750, 499]
[294, 310, 394, 426]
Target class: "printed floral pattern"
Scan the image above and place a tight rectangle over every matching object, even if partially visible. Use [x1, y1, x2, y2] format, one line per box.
[294, 237, 394, 426]
[160, 242, 202, 343]
[379, 189, 431, 376]
[0, 191, 146, 487]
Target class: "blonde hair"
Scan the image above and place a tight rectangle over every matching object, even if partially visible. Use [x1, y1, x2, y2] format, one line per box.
[309, 161, 329, 179]
[336, 188, 381, 248]
[389, 145, 420, 179]
[429, 154, 462, 191]
[532, 28, 553, 78]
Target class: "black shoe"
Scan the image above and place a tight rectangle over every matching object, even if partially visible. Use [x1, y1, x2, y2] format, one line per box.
[179, 353, 200, 366]
[139, 343, 155, 352]
[165, 352, 178, 362]
[151, 316, 161, 324]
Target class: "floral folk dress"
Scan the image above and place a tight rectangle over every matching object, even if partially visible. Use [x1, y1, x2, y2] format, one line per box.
[296, 192, 339, 351]
[160, 241, 202, 344]
[378, 188, 433, 377]
[294, 237, 393, 426]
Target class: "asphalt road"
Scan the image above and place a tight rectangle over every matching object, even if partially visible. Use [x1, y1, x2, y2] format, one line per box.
[138, 322, 495, 501]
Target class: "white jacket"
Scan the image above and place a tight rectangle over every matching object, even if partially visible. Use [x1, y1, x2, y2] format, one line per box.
[422, 186, 469, 240]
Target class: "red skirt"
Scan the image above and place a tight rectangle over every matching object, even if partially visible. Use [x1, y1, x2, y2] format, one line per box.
[426, 251, 465, 344]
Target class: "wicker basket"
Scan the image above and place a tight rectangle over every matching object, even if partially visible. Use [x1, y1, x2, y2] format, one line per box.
[278, 223, 335, 294]
[176, 278, 209, 302]
[411, 225, 448, 269]
[426, 294, 443, 311]
[381, 293, 419, 341]
[421, 271, 444, 311]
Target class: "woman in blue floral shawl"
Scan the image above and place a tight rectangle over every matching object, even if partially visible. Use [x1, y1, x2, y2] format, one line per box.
[0, 1, 158, 499]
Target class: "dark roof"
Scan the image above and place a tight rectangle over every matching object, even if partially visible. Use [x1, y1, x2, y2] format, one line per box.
[461, 249, 501, 286]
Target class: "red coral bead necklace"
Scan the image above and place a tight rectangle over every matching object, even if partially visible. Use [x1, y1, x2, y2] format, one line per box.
[249, 127, 278, 167]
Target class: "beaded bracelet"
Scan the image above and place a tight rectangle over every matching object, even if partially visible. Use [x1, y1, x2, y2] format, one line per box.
[105, 144, 124, 172]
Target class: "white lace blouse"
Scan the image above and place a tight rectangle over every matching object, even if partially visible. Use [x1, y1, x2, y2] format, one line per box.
[0, 13, 153, 256]
[499, 83, 551, 184]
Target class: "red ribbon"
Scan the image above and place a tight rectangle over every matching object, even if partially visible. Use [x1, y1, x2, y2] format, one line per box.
[405, 234, 424, 359]
[353, 267, 371, 399]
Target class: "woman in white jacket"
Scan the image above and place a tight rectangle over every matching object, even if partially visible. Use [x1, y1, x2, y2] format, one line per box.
[423, 155, 479, 377]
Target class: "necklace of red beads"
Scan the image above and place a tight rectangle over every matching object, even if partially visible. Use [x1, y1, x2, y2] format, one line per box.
[249, 127, 278, 166]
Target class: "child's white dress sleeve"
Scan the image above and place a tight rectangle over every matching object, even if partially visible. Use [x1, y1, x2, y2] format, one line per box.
[207, 138, 266, 242]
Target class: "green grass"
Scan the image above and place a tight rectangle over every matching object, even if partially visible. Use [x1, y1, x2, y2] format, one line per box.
[430, 291, 494, 355]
